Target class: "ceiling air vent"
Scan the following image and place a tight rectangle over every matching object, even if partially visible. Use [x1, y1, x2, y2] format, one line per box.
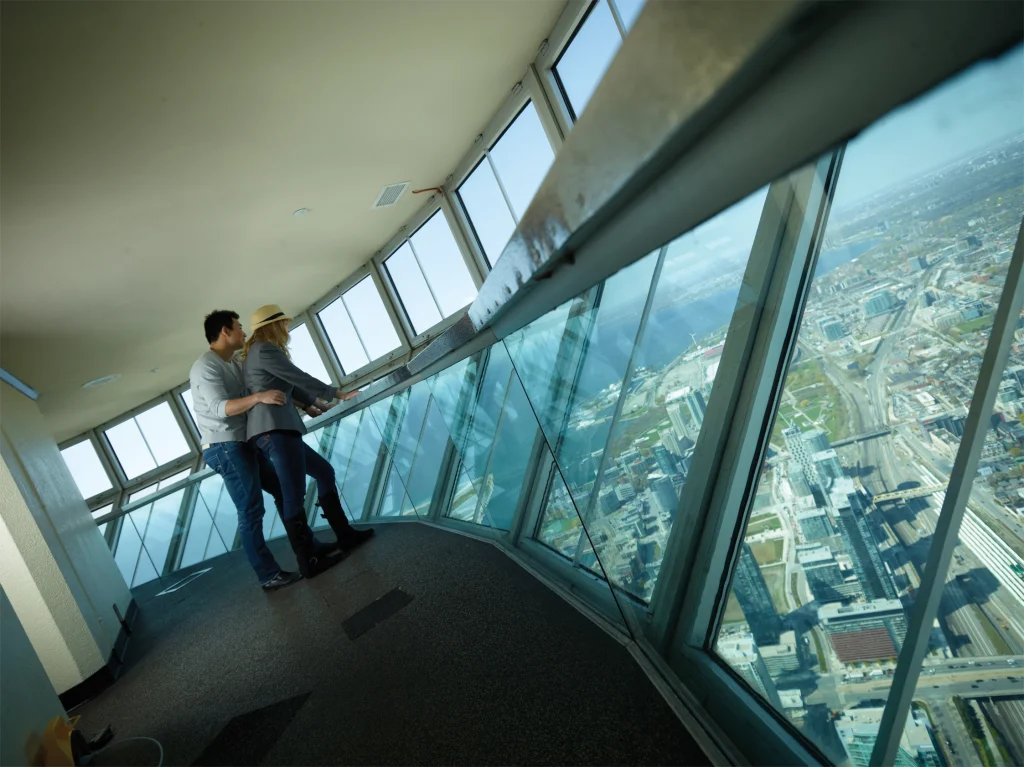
[372, 181, 410, 209]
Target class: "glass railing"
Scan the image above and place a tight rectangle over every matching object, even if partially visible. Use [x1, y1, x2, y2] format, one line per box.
[90, 31, 1024, 767]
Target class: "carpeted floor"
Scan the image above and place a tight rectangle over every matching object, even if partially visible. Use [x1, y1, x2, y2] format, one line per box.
[73, 523, 712, 766]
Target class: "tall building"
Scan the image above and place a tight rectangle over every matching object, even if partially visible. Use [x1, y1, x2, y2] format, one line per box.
[821, 320, 848, 342]
[907, 255, 927, 271]
[667, 403, 688, 443]
[834, 706, 941, 767]
[802, 428, 831, 453]
[732, 543, 783, 645]
[783, 426, 820, 494]
[716, 633, 781, 708]
[660, 428, 683, 457]
[819, 599, 908, 664]
[652, 445, 677, 478]
[788, 460, 814, 498]
[861, 289, 895, 318]
[797, 544, 846, 603]
[797, 508, 832, 541]
[759, 629, 801, 677]
[813, 449, 843, 483]
[598, 487, 621, 515]
[685, 388, 707, 429]
[648, 473, 678, 519]
[832, 479, 897, 601]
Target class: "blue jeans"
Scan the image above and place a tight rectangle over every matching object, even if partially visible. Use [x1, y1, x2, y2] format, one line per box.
[254, 431, 337, 525]
[203, 441, 284, 584]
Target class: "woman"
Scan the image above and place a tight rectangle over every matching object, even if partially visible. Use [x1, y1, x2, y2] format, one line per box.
[242, 304, 373, 578]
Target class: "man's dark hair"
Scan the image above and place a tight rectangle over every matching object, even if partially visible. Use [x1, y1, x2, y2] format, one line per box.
[204, 310, 239, 344]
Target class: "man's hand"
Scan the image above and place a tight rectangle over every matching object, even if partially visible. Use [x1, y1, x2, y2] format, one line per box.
[304, 405, 323, 418]
[255, 390, 287, 406]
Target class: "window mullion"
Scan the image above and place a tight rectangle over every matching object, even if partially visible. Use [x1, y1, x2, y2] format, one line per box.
[339, 294, 372, 364]
[869, 221, 1024, 767]
[605, 0, 629, 40]
[486, 151, 520, 226]
[406, 238, 445, 320]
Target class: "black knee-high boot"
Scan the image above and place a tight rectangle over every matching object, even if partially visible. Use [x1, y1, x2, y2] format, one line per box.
[283, 517, 343, 578]
[318, 491, 374, 551]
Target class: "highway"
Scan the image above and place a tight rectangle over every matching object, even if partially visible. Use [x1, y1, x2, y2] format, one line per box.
[799, 268, 1024, 764]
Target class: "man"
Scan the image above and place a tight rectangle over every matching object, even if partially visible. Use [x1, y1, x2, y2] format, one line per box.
[189, 309, 337, 592]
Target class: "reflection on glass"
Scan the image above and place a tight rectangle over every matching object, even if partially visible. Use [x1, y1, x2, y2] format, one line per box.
[288, 323, 333, 386]
[458, 159, 517, 266]
[60, 440, 113, 499]
[715, 46, 1024, 765]
[537, 462, 585, 559]
[339, 409, 386, 518]
[385, 243, 443, 335]
[554, 0, 622, 119]
[105, 402, 190, 480]
[488, 102, 554, 219]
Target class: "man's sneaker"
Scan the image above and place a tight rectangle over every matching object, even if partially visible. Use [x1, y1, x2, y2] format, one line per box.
[340, 526, 375, 551]
[261, 570, 303, 592]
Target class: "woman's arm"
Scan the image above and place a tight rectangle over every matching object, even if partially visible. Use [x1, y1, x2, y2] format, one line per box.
[256, 343, 336, 403]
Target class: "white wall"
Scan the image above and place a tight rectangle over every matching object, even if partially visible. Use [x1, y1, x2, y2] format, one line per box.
[0, 587, 66, 767]
[0, 381, 132, 693]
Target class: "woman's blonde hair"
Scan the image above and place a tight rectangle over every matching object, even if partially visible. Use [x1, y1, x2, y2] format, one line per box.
[241, 320, 290, 360]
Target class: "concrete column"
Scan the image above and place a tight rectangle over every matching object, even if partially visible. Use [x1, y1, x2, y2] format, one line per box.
[0, 380, 132, 700]
[0, 587, 66, 767]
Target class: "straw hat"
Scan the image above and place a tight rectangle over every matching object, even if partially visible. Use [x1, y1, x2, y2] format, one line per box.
[249, 304, 292, 332]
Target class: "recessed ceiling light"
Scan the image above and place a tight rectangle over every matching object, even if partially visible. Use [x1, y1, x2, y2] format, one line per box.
[82, 374, 121, 389]
[293, 208, 310, 217]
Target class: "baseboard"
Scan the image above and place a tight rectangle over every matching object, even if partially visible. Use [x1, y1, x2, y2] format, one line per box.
[60, 599, 138, 711]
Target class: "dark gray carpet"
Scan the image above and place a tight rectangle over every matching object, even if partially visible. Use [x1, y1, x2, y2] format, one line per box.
[74, 524, 712, 766]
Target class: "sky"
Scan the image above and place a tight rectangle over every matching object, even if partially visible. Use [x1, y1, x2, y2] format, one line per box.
[832, 43, 1024, 211]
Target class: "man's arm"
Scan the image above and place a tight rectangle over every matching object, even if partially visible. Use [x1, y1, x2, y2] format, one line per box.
[194, 358, 285, 419]
[224, 390, 286, 416]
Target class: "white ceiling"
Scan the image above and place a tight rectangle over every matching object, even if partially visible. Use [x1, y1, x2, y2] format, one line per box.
[0, 0, 563, 442]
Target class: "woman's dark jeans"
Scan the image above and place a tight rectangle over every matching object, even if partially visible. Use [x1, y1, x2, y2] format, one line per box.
[253, 430, 337, 525]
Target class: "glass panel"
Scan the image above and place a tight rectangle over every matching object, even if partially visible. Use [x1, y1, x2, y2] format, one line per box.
[554, 0, 623, 119]
[588, 186, 768, 602]
[132, 489, 187, 584]
[340, 409, 387, 518]
[318, 296, 370, 373]
[403, 396, 450, 518]
[480, 372, 538, 531]
[714, 46, 1024, 764]
[507, 253, 658, 525]
[90, 504, 113, 520]
[105, 402, 190, 480]
[488, 102, 555, 220]
[60, 440, 113, 499]
[457, 159, 517, 267]
[344, 277, 402, 362]
[611, 0, 645, 30]
[385, 242, 443, 335]
[448, 463, 483, 524]
[411, 211, 478, 317]
[289, 323, 333, 386]
[537, 461, 586, 560]
[111, 516, 145, 585]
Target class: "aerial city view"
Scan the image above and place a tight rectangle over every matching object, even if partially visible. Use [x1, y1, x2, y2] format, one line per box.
[529, 50, 1023, 767]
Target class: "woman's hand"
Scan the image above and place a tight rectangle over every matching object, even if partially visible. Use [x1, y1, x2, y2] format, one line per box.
[335, 388, 361, 402]
[304, 405, 323, 418]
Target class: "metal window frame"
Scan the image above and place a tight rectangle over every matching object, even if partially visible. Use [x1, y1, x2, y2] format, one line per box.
[57, 430, 121, 508]
[310, 265, 412, 383]
[869, 222, 1024, 767]
[448, 70, 564, 268]
[93, 392, 199, 491]
[534, 0, 594, 135]
[542, 0, 623, 130]
[287, 312, 341, 387]
[373, 197, 485, 347]
[170, 381, 201, 445]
